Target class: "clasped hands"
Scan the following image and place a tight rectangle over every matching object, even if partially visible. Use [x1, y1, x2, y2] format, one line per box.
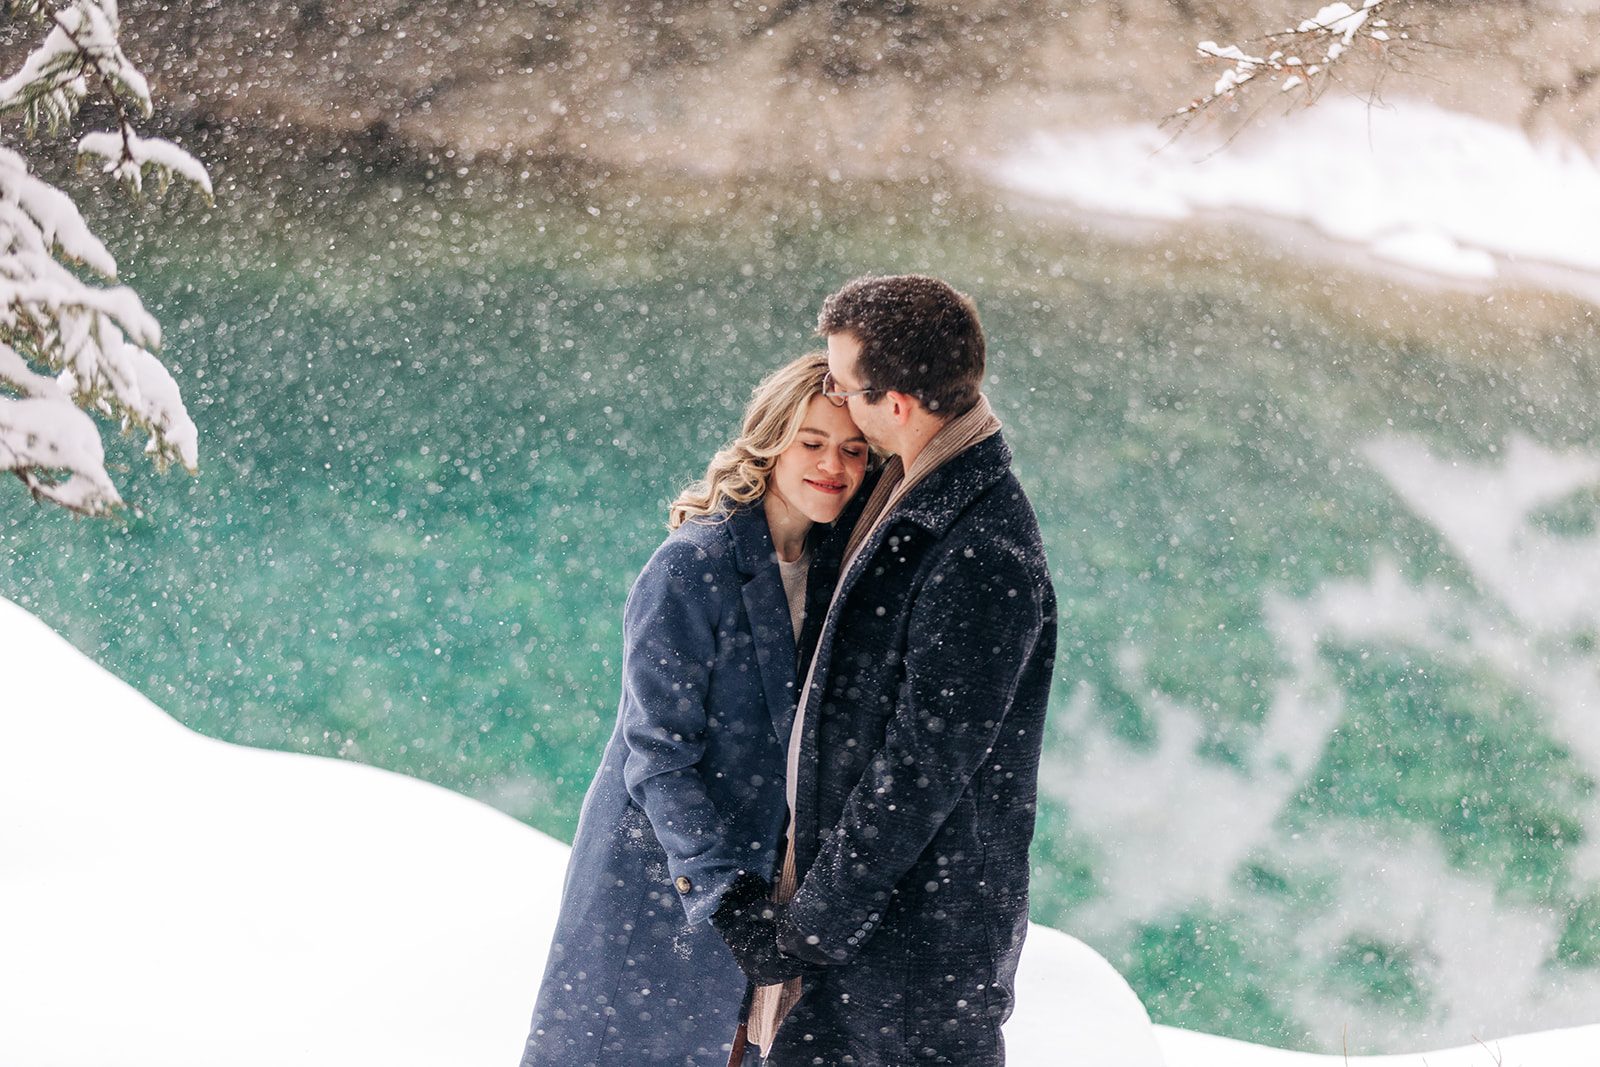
[710, 871, 833, 985]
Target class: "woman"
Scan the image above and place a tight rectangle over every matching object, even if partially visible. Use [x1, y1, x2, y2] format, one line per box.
[520, 353, 869, 1067]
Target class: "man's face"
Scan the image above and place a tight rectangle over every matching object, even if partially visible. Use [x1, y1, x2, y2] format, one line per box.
[825, 332, 892, 451]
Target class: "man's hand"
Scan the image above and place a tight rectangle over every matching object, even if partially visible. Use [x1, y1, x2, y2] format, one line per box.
[710, 872, 819, 985]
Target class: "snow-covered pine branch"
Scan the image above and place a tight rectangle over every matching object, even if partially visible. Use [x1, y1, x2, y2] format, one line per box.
[78, 129, 213, 199]
[1173, 0, 1410, 125]
[0, 0, 209, 517]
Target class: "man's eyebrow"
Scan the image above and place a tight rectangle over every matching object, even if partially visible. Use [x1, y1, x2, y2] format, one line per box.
[797, 426, 868, 444]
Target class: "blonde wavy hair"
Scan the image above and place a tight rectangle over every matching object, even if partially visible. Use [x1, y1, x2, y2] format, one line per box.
[668, 352, 832, 530]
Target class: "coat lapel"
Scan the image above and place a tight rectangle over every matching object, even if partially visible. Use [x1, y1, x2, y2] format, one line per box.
[728, 506, 800, 750]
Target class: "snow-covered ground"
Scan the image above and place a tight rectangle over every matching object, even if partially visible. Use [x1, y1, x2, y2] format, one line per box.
[992, 96, 1600, 300]
[3, 594, 1597, 1066]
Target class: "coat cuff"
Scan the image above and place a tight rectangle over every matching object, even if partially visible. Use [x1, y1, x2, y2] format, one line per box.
[781, 882, 887, 964]
[668, 861, 741, 926]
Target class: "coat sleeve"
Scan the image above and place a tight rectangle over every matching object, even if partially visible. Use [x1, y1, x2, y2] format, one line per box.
[785, 534, 1047, 961]
[618, 534, 748, 926]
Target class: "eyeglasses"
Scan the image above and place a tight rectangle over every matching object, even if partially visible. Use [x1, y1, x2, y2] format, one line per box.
[822, 370, 878, 407]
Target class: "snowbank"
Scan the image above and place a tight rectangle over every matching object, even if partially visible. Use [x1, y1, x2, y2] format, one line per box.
[992, 97, 1600, 293]
[2, 595, 1597, 1066]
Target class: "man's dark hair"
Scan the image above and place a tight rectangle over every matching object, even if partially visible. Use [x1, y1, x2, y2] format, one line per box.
[817, 274, 984, 417]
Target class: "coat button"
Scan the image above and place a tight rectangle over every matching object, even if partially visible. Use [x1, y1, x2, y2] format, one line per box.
[675, 876, 693, 894]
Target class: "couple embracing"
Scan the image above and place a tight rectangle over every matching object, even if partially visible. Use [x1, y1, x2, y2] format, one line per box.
[520, 275, 1058, 1067]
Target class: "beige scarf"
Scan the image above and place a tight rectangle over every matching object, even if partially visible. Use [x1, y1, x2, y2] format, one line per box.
[745, 395, 1002, 1054]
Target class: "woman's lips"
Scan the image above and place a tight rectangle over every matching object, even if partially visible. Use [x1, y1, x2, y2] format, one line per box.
[805, 478, 846, 494]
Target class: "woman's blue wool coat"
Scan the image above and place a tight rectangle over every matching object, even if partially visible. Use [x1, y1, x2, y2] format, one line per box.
[520, 505, 804, 1067]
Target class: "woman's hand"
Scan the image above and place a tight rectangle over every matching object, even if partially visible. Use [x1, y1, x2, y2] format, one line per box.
[710, 872, 820, 985]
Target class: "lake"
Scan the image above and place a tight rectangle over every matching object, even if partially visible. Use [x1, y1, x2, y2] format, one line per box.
[5, 154, 1600, 1051]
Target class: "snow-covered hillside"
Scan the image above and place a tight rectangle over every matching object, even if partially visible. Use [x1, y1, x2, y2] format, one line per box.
[3, 595, 1597, 1066]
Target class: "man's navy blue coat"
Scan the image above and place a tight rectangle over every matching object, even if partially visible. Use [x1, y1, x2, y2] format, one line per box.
[772, 431, 1057, 1067]
[522, 506, 804, 1066]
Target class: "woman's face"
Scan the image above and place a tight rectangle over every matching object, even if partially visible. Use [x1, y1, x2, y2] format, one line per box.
[766, 394, 869, 528]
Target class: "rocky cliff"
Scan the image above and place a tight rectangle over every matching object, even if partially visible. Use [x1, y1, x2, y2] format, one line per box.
[128, 1, 1600, 177]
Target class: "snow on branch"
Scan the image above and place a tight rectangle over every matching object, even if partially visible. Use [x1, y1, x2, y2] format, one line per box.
[0, 342, 120, 511]
[79, 130, 213, 199]
[1173, 0, 1408, 125]
[0, 0, 150, 134]
[0, 0, 209, 517]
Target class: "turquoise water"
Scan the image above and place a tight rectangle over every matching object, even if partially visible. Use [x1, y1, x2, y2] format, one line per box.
[5, 161, 1600, 1051]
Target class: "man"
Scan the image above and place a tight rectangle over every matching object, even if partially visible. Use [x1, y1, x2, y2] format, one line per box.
[713, 275, 1057, 1066]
